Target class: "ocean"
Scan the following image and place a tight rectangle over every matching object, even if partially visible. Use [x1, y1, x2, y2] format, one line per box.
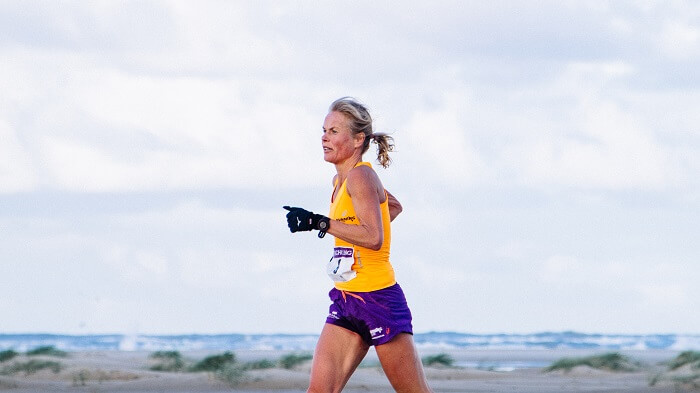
[1, 332, 698, 353]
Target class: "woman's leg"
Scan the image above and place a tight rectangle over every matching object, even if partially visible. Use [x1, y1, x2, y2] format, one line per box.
[307, 323, 370, 393]
[375, 333, 433, 393]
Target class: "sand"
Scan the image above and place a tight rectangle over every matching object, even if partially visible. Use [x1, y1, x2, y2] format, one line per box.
[0, 348, 695, 392]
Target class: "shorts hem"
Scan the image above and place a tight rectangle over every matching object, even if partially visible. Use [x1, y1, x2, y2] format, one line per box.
[372, 329, 413, 346]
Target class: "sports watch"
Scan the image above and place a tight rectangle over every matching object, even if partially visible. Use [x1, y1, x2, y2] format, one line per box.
[317, 216, 330, 238]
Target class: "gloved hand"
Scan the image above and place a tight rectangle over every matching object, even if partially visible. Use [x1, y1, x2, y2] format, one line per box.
[283, 206, 330, 237]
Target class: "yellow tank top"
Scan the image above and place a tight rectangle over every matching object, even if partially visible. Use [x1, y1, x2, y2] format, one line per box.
[329, 162, 396, 292]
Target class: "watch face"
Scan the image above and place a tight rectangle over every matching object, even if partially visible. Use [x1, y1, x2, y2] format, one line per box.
[319, 220, 328, 230]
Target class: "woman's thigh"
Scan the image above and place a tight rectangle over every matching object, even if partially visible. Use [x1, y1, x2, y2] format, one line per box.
[307, 323, 369, 393]
[375, 333, 433, 393]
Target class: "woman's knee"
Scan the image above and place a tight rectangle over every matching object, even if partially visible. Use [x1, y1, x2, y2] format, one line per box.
[376, 334, 432, 392]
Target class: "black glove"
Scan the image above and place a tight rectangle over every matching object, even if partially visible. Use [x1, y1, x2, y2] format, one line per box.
[283, 206, 330, 238]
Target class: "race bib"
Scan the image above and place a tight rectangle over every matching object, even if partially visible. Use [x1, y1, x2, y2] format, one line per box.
[326, 247, 356, 282]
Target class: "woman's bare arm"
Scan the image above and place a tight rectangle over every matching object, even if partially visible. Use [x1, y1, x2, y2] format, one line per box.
[386, 190, 402, 222]
[326, 167, 384, 250]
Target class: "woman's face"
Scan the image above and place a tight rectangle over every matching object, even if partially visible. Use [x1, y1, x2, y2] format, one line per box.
[322, 111, 363, 164]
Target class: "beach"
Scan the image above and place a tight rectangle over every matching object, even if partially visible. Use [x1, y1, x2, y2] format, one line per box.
[1, 348, 696, 392]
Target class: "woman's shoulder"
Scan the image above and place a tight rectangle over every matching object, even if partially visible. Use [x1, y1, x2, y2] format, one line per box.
[347, 163, 382, 195]
[348, 163, 377, 181]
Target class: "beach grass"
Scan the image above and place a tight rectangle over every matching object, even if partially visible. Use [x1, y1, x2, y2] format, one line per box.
[214, 363, 246, 387]
[670, 373, 700, 389]
[668, 351, 700, 370]
[667, 351, 700, 388]
[649, 351, 700, 389]
[25, 345, 67, 357]
[244, 358, 276, 370]
[191, 351, 248, 387]
[1, 346, 66, 376]
[148, 351, 185, 372]
[72, 369, 90, 386]
[422, 353, 455, 367]
[189, 351, 235, 372]
[0, 349, 18, 363]
[279, 353, 313, 369]
[545, 352, 638, 372]
[145, 349, 278, 384]
[0, 359, 62, 375]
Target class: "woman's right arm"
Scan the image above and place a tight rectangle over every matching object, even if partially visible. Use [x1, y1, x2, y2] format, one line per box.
[326, 167, 385, 250]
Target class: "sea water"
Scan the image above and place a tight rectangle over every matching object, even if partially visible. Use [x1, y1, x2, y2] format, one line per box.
[1, 331, 697, 353]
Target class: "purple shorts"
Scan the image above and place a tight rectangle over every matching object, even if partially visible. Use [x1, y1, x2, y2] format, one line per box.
[325, 283, 413, 346]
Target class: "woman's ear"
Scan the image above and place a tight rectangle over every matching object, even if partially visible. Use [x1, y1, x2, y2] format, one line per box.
[354, 132, 366, 149]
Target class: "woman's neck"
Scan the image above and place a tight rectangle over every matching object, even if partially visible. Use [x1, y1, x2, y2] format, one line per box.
[334, 156, 362, 184]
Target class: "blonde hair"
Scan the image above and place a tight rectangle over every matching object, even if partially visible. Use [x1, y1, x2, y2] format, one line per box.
[329, 97, 395, 168]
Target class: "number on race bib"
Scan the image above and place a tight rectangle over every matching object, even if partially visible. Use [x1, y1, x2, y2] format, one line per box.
[326, 247, 356, 282]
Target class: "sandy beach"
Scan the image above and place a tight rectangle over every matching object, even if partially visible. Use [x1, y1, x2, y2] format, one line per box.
[0, 348, 697, 392]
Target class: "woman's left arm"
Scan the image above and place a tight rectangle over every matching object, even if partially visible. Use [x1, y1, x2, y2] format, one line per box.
[386, 190, 402, 222]
[326, 167, 384, 250]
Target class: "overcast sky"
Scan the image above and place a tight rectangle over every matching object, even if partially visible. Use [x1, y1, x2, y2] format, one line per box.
[1, 1, 698, 335]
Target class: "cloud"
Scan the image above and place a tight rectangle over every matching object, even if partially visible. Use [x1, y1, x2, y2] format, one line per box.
[402, 93, 487, 185]
[2, 1, 700, 335]
[8, 56, 329, 192]
[0, 120, 36, 192]
[0, 1, 176, 51]
[541, 255, 696, 327]
[515, 100, 678, 189]
[5, 1, 698, 194]
[0, 197, 331, 333]
[476, 61, 687, 190]
[657, 20, 700, 60]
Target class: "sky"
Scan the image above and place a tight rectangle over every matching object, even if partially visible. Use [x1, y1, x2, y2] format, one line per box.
[1, 1, 698, 336]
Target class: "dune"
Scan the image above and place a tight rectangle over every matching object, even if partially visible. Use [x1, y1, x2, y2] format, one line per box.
[0, 349, 686, 392]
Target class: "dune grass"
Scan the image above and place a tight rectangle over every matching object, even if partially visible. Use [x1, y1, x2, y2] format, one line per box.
[215, 363, 246, 387]
[667, 351, 700, 388]
[0, 350, 18, 363]
[146, 350, 279, 387]
[279, 353, 313, 369]
[148, 351, 185, 372]
[670, 373, 700, 389]
[148, 350, 277, 375]
[545, 352, 638, 372]
[668, 351, 700, 370]
[0, 359, 62, 375]
[243, 358, 276, 370]
[422, 353, 455, 367]
[26, 345, 67, 357]
[0, 346, 66, 375]
[190, 351, 235, 372]
[649, 351, 700, 389]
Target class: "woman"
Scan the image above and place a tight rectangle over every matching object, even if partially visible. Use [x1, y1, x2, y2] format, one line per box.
[283, 97, 433, 393]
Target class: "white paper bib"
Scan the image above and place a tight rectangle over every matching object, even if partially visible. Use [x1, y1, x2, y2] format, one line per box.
[326, 246, 356, 282]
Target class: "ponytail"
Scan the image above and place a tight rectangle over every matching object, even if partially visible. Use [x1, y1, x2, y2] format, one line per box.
[369, 133, 394, 168]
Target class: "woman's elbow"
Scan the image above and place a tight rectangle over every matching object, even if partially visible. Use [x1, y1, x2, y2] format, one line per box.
[389, 202, 402, 222]
[367, 236, 383, 251]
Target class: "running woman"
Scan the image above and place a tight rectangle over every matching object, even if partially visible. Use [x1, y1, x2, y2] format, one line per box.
[283, 97, 433, 393]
